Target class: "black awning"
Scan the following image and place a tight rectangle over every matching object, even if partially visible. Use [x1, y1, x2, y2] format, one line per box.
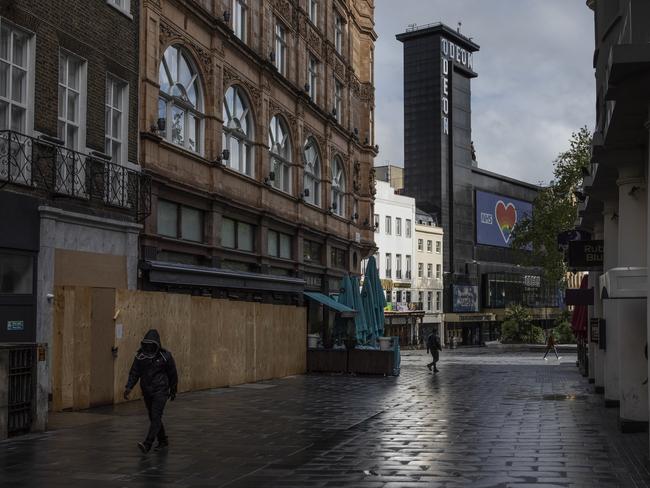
[142, 260, 305, 294]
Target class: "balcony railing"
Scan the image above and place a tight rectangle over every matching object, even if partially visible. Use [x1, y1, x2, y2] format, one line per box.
[0, 130, 151, 221]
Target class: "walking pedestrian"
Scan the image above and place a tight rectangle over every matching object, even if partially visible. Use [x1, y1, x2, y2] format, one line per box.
[426, 331, 442, 373]
[124, 329, 178, 453]
[543, 332, 560, 360]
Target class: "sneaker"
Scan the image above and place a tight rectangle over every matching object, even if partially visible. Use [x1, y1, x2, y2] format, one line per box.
[544, 357, 548, 361]
[154, 440, 169, 451]
[138, 442, 151, 454]
[427, 364, 432, 371]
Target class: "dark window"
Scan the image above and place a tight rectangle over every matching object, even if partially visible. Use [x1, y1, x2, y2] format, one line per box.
[157, 200, 204, 242]
[221, 217, 255, 252]
[268, 230, 292, 259]
[330, 247, 347, 269]
[304, 240, 323, 264]
[0, 253, 33, 294]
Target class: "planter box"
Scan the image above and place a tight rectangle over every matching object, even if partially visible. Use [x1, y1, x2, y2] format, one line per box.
[306, 348, 395, 375]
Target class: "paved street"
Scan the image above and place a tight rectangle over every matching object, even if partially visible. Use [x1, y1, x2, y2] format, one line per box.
[2, 349, 650, 487]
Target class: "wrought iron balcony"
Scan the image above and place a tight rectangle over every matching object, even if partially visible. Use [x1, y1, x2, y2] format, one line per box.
[0, 130, 150, 221]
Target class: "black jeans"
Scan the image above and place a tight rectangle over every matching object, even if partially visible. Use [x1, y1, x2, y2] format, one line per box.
[143, 393, 168, 446]
[427, 354, 439, 371]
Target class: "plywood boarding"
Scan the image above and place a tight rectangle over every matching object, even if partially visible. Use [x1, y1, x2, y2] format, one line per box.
[54, 287, 307, 410]
[89, 288, 116, 407]
[54, 249, 127, 289]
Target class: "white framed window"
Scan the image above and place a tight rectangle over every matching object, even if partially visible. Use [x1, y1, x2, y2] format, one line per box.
[406, 219, 412, 238]
[334, 78, 342, 122]
[385, 216, 391, 235]
[308, 55, 318, 102]
[223, 85, 254, 176]
[396, 217, 402, 236]
[427, 240, 432, 252]
[436, 240, 441, 253]
[106, 0, 132, 17]
[158, 45, 203, 153]
[331, 156, 345, 216]
[427, 263, 432, 278]
[396, 254, 402, 279]
[269, 114, 291, 194]
[436, 291, 442, 311]
[0, 19, 34, 184]
[308, 0, 318, 25]
[274, 21, 287, 76]
[436, 264, 441, 279]
[303, 137, 321, 206]
[406, 255, 411, 279]
[385, 253, 391, 278]
[417, 239, 423, 251]
[57, 50, 87, 196]
[105, 76, 128, 165]
[334, 12, 344, 54]
[418, 262, 423, 278]
[233, 0, 247, 42]
[374, 213, 379, 232]
[58, 50, 86, 152]
[427, 291, 433, 311]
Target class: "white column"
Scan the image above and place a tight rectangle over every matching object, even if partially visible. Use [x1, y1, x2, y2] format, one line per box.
[617, 164, 647, 431]
[603, 200, 620, 406]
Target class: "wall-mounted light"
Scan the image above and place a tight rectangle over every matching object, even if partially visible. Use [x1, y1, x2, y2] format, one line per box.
[214, 149, 230, 165]
[628, 185, 641, 197]
[304, 83, 310, 93]
[156, 117, 166, 132]
[264, 171, 276, 185]
[269, 51, 276, 63]
[223, 10, 231, 23]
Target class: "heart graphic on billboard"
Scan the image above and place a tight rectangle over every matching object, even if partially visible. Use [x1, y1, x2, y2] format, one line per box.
[495, 201, 517, 244]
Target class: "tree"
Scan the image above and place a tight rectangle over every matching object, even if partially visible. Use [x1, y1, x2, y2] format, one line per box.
[500, 304, 544, 344]
[511, 127, 592, 285]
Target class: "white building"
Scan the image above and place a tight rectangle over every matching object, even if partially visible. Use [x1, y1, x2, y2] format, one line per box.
[370, 181, 416, 307]
[413, 209, 445, 341]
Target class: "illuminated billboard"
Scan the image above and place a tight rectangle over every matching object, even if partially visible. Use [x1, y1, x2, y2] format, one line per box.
[476, 190, 533, 248]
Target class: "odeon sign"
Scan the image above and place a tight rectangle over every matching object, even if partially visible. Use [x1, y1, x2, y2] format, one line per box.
[440, 37, 474, 136]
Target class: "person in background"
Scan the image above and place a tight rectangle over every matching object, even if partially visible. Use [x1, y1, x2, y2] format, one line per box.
[544, 331, 560, 360]
[124, 329, 178, 453]
[426, 331, 443, 373]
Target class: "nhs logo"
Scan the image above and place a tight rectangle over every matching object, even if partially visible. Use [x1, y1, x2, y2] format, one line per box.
[480, 212, 493, 225]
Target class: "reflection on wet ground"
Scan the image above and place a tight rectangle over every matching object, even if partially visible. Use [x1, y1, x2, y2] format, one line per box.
[2, 349, 649, 487]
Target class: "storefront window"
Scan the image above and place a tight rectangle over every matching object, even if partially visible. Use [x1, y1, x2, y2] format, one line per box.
[0, 253, 33, 294]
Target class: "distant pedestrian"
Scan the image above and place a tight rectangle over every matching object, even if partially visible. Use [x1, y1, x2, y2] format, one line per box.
[543, 332, 560, 360]
[426, 332, 443, 373]
[124, 329, 178, 453]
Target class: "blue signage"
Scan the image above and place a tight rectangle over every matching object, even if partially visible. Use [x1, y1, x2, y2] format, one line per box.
[453, 285, 479, 313]
[476, 190, 533, 248]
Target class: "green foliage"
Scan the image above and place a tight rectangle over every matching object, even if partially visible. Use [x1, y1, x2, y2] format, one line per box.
[552, 311, 576, 344]
[511, 127, 593, 285]
[500, 305, 545, 344]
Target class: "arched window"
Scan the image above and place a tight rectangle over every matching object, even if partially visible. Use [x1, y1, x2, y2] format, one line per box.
[303, 137, 321, 206]
[269, 115, 291, 193]
[158, 45, 203, 153]
[223, 85, 254, 177]
[331, 156, 345, 216]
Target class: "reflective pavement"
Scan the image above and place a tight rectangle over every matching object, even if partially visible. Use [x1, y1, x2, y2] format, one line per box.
[2, 349, 650, 487]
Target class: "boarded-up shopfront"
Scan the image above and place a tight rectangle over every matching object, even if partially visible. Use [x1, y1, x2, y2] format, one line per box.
[52, 287, 307, 411]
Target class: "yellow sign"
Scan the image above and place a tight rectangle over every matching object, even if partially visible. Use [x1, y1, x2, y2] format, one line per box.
[380, 279, 393, 290]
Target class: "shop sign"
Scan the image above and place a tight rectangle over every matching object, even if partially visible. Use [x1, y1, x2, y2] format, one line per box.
[380, 279, 393, 290]
[452, 285, 479, 313]
[590, 317, 600, 344]
[7, 320, 24, 331]
[304, 274, 322, 289]
[568, 240, 603, 270]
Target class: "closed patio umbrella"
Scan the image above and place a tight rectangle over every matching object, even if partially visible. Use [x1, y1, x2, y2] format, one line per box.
[350, 275, 368, 343]
[362, 256, 386, 343]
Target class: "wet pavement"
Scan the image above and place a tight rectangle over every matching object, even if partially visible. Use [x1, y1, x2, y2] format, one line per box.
[2, 349, 650, 487]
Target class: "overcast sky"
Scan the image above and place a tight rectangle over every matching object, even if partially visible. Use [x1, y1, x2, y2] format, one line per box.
[373, 0, 595, 185]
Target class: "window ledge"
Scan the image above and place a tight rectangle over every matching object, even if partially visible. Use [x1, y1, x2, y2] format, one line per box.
[106, 1, 133, 20]
[154, 234, 211, 249]
[158, 139, 209, 166]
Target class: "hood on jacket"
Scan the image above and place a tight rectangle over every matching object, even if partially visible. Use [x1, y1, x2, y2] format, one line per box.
[139, 329, 162, 358]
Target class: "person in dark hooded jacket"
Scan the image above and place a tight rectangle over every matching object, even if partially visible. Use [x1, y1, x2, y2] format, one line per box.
[124, 329, 178, 453]
[426, 332, 442, 373]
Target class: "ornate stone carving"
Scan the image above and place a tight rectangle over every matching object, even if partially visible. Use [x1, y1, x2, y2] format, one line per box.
[270, 0, 293, 23]
[159, 22, 181, 46]
[369, 167, 377, 196]
[159, 22, 213, 75]
[307, 27, 322, 56]
[143, 0, 162, 9]
[304, 125, 326, 155]
[223, 66, 261, 111]
[269, 99, 298, 141]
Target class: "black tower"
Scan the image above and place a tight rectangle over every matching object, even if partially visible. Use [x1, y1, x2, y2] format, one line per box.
[397, 23, 479, 274]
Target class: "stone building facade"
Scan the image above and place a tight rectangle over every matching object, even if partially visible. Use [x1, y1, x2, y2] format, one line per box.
[139, 0, 377, 299]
